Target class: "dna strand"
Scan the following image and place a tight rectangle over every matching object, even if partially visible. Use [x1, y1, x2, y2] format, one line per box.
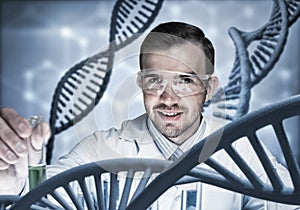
[47, 0, 164, 163]
[127, 95, 300, 209]
[0, 195, 20, 210]
[210, 0, 300, 121]
[11, 159, 168, 210]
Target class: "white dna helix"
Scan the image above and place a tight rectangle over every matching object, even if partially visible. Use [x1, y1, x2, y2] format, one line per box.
[47, 0, 164, 163]
[209, 0, 300, 121]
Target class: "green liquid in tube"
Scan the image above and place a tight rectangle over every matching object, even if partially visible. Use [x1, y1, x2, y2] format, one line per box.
[29, 165, 46, 190]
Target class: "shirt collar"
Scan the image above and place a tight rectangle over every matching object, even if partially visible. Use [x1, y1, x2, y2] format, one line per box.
[147, 117, 207, 160]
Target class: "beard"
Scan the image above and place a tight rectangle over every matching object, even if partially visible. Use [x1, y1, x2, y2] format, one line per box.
[149, 104, 201, 141]
[156, 117, 198, 140]
[161, 123, 181, 139]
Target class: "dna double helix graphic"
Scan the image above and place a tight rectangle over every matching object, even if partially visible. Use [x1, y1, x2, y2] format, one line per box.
[47, 0, 164, 163]
[210, 0, 300, 121]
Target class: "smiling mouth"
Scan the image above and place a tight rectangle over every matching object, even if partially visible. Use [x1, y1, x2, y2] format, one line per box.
[157, 110, 183, 120]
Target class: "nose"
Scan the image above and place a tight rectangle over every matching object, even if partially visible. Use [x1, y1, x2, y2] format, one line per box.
[159, 81, 180, 105]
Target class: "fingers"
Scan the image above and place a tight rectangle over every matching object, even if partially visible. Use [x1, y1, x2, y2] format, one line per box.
[28, 122, 51, 166]
[0, 135, 27, 166]
[0, 125, 28, 156]
[0, 109, 30, 168]
[0, 138, 26, 170]
[0, 108, 52, 168]
[0, 108, 32, 138]
[30, 122, 51, 151]
[0, 158, 9, 170]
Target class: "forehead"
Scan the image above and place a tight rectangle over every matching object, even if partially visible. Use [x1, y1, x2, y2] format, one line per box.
[141, 43, 207, 75]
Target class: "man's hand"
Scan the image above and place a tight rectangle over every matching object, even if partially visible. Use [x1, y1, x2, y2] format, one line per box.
[0, 108, 51, 194]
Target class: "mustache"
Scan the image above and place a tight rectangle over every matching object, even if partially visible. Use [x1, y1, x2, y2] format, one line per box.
[153, 103, 183, 110]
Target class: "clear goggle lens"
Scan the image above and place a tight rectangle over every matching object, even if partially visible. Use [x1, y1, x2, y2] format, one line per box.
[137, 70, 211, 97]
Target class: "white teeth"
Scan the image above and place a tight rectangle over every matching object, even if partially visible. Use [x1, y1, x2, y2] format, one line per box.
[163, 112, 178, 116]
[157, 110, 182, 117]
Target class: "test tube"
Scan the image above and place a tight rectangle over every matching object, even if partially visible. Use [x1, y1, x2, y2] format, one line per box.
[27, 115, 46, 190]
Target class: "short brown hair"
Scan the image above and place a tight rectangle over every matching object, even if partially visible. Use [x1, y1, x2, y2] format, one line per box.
[139, 22, 215, 74]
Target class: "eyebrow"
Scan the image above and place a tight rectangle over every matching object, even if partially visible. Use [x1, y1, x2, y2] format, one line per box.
[144, 73, 160, 77]
[141, 70, 199, 76]
[175, 71, 198, 76]
[186, 71, 197, 75]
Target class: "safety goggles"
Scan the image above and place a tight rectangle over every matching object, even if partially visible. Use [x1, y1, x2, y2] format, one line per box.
[137, 70, 211, 97]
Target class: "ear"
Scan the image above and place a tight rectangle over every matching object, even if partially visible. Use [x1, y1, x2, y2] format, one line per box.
[205, 76, 219, 102]
[136, 74, 142, 88]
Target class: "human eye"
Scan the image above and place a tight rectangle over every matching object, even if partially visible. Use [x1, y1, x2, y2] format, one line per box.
[144, 75, 161, 84]
[179, 76, 197, 84]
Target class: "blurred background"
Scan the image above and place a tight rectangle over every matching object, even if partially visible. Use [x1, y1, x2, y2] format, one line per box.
[1, 0, 299, 163]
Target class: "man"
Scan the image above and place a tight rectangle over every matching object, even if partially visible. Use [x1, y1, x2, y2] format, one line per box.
[0, 22, 294, 209]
